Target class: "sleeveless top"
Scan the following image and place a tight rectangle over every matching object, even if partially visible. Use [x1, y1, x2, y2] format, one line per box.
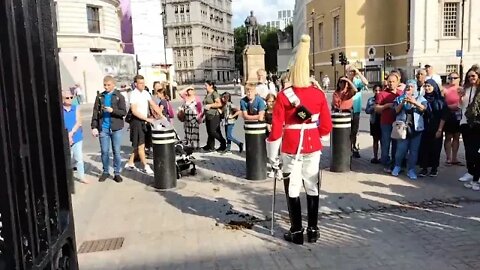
[63, 105, 83, 144]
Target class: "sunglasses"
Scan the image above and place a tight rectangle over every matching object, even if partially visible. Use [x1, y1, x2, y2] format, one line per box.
[64, 96, 74, 100]
[448, 76, 459, 80]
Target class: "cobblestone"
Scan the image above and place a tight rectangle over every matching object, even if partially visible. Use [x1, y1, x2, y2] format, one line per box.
[75, 97, 480, 269]
[73, 151, 480, 270]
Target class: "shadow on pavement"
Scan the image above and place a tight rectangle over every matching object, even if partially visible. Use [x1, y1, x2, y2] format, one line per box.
[79, 200, 480, 270]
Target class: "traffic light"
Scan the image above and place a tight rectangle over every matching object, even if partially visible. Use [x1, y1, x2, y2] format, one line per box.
[330, 53, 335, 66]
[137, 61, 142, 70]
[339, 52, 348, 66]
[386, 52, 393, 62]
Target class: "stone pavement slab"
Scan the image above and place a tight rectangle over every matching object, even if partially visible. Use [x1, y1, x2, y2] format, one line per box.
[73, 146, 480, 270]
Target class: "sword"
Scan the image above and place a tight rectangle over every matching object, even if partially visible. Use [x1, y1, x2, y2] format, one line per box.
[270, 160, 282, 236]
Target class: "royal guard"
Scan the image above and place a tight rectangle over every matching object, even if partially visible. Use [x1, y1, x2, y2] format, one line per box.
[266, 35, 332, 245]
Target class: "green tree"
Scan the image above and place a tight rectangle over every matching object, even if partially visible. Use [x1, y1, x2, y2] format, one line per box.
[234, 26, 247, 76]
[284, 23, 293, 47]
[234, 25, 279, 76]
[260, 26, 279, 73]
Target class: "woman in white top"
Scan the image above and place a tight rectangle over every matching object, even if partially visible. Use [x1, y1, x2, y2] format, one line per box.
[459, 66, 480, 190]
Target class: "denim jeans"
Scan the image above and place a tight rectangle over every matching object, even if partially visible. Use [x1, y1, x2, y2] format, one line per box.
[380, 124, 397, 167]
[225, 123, 242, 149]
[99, 127, 122, 175]
[71, 140, 85, 180]
[394, 131, 422, 170]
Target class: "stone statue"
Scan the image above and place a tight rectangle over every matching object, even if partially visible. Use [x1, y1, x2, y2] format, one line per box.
[245, 11, 260, 45]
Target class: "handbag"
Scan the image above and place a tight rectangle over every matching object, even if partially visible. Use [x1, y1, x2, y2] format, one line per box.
[125, 109, 133, 123]
[391, 120, 407, 140]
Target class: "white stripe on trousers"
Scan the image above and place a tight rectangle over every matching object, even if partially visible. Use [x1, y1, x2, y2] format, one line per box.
[281, 151, 321, 198]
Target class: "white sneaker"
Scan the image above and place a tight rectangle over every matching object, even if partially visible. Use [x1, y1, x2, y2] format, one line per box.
[144, 165, 154, 175]
[124, 163, 137, 171]
[459, 173, 473, 182]
[473, 183, 480, 191]
[464, 181, 480, 190]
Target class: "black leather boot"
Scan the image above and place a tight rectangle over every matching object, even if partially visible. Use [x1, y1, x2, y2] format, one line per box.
[283, 196, 304, 245]
[306, 195, 319, 243]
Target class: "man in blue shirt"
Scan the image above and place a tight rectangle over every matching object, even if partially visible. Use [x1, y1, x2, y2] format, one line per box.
[347, 66, 369, 158]
[240, 82, 266, 121]
[91, 75, 127, 182]
[62, 90, 87, 183]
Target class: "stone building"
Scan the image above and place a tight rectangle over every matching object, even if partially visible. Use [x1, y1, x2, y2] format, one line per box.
[164, 0, 235, 84]
[55, 0, 136, 103]
[304, 0, 480, 85]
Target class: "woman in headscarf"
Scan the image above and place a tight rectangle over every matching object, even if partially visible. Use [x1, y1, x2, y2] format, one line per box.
[418, 79, 445, 177]
[391, 80, 427, 180]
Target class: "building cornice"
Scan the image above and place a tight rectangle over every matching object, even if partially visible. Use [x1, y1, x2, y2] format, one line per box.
[57, 32, 121, 42]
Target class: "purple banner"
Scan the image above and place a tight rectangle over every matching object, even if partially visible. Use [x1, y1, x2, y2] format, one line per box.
[120, 0, 134, 54]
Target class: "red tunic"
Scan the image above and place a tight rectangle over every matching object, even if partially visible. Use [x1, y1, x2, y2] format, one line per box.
[267, 86, 332, 154]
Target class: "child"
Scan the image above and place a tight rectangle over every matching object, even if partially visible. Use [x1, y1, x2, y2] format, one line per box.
[221, 92, 243, 153]
[265, 93, 276, 137]
[265, 93, 276, 178]
[365, 85, 383, 163]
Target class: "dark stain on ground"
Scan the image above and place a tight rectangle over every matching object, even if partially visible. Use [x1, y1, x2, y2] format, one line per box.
[225, 220, 254, 230]
[222, 208, 262, 231]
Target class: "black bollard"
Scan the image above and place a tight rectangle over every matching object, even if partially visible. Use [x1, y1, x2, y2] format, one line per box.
[330, 112, 352, 172]
[152, 127, 177, 189]
[244, 121, 267, 180]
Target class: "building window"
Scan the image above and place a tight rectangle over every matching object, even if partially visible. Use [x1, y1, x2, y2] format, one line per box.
[181, 15, 185, 22]
[318, 23, 324, 50]
[190, 60, 194, 67]
[86, 6, 100, 34]
[184, 61, 188, 68]
[183, 50, 187, 56]
[333, 16, 340, 47]
[177, 61, 182, 68]
[190, 49, 193, 56]
[446, 64, 458, 73]
[443, 2, 459, 37]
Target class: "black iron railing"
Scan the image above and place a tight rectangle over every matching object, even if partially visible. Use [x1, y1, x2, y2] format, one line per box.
[0, 0, 78, 269]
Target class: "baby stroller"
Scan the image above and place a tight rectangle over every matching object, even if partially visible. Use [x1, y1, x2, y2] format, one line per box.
[174, 133, 196, 179]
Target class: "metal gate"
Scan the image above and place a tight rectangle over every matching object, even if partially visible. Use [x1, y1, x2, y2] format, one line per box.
[0, 0, 79, 269]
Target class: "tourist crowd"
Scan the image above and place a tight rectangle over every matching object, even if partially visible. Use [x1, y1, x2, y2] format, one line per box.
[61, 65, 479, 190]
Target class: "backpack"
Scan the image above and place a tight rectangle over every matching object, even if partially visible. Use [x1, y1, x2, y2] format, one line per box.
[465, 89, 480, 128]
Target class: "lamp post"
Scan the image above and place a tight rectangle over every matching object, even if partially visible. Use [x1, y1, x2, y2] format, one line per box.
[459, 0, 466, 82]
[311, 9, 315, 79]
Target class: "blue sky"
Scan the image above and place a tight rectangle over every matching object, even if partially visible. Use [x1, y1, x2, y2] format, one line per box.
[232, 0, 294, 27]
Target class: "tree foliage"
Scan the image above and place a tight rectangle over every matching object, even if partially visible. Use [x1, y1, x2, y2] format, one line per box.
[284, 24, 293, 47]
[234, 25, 279, 76]
[234, 26, 247, 77]
[261, 26, 279, 73]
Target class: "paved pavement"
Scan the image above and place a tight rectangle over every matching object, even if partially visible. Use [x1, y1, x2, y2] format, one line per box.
[72, 91, 480, 270]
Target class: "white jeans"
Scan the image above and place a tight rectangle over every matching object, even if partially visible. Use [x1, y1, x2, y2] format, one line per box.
[282, 151, 321, 198]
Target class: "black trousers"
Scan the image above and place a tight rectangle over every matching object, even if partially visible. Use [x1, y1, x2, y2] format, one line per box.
[418, 130, 443, 169]
[145, 124, 152, 150]
[205, 114, 226, 149]
[461, 124, 480, 182]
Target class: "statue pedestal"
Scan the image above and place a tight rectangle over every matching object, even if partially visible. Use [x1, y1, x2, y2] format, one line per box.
[243, 45, 265, 84]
